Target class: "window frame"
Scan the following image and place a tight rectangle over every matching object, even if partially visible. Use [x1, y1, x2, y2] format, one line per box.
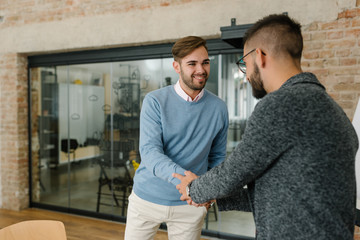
[28, 39, 256, 240]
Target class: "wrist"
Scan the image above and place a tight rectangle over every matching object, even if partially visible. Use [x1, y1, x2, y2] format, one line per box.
[186, 182, 192, 197]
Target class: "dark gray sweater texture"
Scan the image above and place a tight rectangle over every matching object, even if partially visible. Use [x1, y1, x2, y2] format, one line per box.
[190, 72, 359, 239]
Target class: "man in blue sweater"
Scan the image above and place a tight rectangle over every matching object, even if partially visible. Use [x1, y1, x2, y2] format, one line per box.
[174, 15, 358, 239]
[125, 36, 229, 240]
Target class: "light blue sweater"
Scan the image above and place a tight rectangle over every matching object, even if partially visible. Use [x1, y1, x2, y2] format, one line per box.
[133, 85, 229, 206]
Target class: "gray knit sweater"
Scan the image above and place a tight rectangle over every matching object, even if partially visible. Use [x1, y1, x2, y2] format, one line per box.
[190, 72, 358, 239]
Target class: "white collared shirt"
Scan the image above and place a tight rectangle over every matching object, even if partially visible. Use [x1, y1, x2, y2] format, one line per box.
[174, 80, 204, 102]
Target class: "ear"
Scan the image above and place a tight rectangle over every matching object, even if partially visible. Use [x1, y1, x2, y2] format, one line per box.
[255, 48, 266, 68]
[173, 61, 181, 74]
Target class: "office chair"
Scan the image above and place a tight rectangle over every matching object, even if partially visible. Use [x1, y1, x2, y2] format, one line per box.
[61, 139, 79, 162]
[205, 203, 218, 229]
[0, 220, 67, 240]
[96, 140, 134, 215]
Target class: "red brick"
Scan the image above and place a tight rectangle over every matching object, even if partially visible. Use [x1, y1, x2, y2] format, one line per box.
[338, 8, 360, 18]
[303, 51, 319, 59]
[312, 32, 326, 40]
[337, 100, 355, 109]
[333, 83, 360, 91]
[308, 59, 325, 68]
[319, 49, 334, 58]
[320, 20, 351, 30]
[324, 58, 339, 67]
[329, 67, 360, 76]
[325, 39, 356, 49]
[340, 92, 356, 100]
[352, 18, 360, 27]
[340, 58, 357, 66]
[336, 76, 355, 84]
[311, 69, 329, 77]
[327, 31, 343, 39]
[302, 32, 311, 41]
[345, 29, 360, 38]
[303, 42, 324, 51]
[304, 22, 319, 31]
[335, 49, 351, 57]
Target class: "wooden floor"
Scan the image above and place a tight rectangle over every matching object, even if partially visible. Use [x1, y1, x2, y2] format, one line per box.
[0, 208, 211, 240]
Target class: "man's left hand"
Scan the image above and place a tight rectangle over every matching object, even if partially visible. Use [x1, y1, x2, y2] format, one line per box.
[173, 170, 198, 201]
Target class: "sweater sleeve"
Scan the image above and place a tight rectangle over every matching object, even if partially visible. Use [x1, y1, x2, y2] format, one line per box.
[216, 187, 252, 212]
[139, 95, 186, 186]
[207, 106, 229, 169]
[189, 95, 293, 204]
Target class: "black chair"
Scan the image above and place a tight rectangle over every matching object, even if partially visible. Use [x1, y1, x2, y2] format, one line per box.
[96, 140, 134, 215]
[60, 139, 79, 162]
[205, 203, 218, 229]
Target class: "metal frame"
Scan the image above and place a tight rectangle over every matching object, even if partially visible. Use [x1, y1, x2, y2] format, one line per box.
[28, 38, 257, 240]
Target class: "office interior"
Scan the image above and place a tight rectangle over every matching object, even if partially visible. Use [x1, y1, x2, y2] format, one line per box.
[2, 1, 360, 239]
[29, 41, 259, 239]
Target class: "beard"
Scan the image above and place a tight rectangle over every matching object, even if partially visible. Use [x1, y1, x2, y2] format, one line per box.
[249, 62, 267, 99]
[180, 67, 208, 91]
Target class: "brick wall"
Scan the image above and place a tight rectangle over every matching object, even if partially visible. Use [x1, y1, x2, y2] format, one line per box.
[0, 0, 205, 28]
[302, 7, 360, 120]
[0, 53, 29, 210]
[356, 226, 360, 240]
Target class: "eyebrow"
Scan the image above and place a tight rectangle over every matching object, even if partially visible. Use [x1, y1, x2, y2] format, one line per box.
[186, 59, 210, 64]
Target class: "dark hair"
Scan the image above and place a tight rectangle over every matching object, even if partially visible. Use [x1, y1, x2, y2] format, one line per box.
[172, 36, 208, 62]
[243, 14, 303, 59]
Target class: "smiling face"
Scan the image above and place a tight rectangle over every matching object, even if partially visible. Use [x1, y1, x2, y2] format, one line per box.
[173, 46, 210, 98]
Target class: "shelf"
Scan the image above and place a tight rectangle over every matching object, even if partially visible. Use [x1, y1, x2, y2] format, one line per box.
[43, 130, 55, 134]
[43, 144, 55, 150]
[40, 69, 59, 167]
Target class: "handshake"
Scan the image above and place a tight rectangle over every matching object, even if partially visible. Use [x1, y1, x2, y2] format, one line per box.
[172, 170, 215, 210]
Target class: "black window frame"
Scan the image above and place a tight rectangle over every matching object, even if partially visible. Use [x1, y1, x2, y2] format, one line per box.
[27, 38, 256, 240]
[28, 39, 240, 68]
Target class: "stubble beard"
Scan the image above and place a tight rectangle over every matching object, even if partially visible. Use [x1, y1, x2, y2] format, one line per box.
[250, 63, 267, 99]
[180, 68, 208, 91]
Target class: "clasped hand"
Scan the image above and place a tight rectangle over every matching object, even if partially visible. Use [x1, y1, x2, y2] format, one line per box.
[173, 170, 215, 209]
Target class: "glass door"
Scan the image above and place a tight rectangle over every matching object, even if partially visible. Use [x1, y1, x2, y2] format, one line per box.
[30, 52, 257, 238]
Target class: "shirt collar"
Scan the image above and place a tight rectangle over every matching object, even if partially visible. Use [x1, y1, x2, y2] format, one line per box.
[174, 80, 204, 102]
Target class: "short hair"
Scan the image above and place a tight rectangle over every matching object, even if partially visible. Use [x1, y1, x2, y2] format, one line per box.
[172, 36, 208, 62]
[243, 14, 303, 60]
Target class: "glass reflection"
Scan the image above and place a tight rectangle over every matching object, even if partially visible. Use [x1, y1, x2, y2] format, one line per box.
[31, 54, 257, 238]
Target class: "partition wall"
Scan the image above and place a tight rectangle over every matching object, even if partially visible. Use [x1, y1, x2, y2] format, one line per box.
[28, 39, 257, 239]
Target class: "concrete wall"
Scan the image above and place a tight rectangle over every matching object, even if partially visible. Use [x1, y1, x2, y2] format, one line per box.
[0, 0, 355, 53]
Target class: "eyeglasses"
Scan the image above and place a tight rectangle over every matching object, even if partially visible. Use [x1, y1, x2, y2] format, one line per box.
[236, 49, 256, 74]
[236, 49, 266, 74]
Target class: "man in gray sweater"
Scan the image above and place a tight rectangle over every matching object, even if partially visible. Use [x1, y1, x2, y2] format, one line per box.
[173, 14, 359, 239]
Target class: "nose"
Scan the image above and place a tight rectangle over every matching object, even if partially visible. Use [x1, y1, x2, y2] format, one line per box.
[195, 63, 206, 73]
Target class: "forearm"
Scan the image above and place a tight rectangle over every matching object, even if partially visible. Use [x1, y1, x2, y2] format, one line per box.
[189, 160, 240, 204]
[140, 148, 186, 185]
[216, 188, 252, 212]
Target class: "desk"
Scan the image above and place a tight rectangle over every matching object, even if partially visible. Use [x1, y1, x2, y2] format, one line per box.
[59, 145, 100, 164]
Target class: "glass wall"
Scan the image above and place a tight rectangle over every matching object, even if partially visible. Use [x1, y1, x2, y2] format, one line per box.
[30, 53, 257, 238]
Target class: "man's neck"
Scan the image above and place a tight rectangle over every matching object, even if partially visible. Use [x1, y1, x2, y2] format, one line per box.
[266, 62, 302, 93]
[179, 80, 201, 100]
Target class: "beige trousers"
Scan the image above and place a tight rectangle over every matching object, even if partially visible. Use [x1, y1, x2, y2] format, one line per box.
[124, 192, 207, 240]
